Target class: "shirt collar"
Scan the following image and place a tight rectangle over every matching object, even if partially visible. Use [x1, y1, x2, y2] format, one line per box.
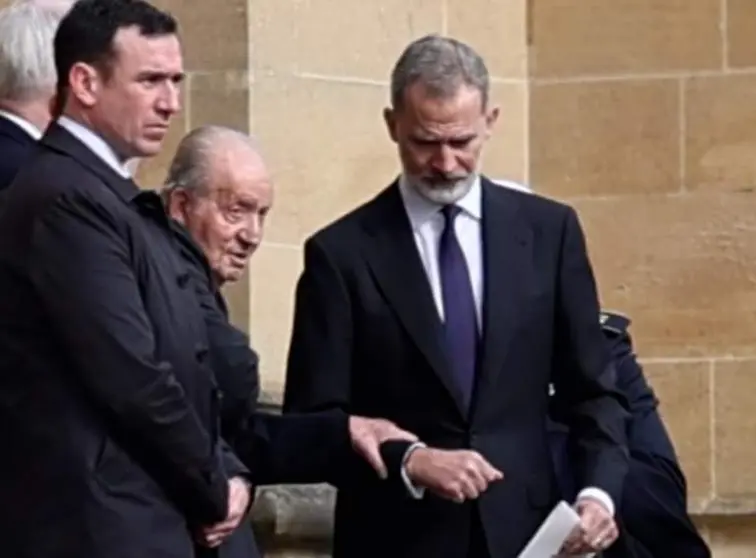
[0, 110, 42, 140]
[398, 173, 482, 230]
[57, 116, 132, 179]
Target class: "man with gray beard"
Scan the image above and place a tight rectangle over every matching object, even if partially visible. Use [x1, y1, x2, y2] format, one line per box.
[282, 34, 630, 558]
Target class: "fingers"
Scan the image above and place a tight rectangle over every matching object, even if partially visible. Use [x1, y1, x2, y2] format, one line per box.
[390, 426, 419, 442]
[197, 523, 235, 548]
[438, 452, 504, 503]
[562, 499, 617, 554]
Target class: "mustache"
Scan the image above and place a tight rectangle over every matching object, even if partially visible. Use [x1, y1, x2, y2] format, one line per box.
[420, 173, 469, 184]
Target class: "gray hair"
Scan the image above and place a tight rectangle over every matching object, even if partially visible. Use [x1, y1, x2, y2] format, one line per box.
[162, 125, 260, 197]
[0, 0, 73, 101]
[390, 34, 490, 110]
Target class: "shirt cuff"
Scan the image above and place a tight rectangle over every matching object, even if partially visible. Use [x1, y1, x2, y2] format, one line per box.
[576, 487, 614, 517]
[400, 441, 427, 499]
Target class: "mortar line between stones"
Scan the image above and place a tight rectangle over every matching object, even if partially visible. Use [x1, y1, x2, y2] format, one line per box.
[523, 80, 530, 188]
[247, 2, 255, 133]
[441, 0, 448, 35]
[678, 77, 686, 193]
[184, 73, 192, 132]
[532, 66, 756, 85]
[709, 359, 717, 500]
[294, 72, 387, 87]
[640, 355, 756, 364]
[721, 0, 729, 70]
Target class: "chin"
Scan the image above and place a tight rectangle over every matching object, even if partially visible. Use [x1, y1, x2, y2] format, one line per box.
[135, 139, 164, 158]
[222, 269, 244, 285]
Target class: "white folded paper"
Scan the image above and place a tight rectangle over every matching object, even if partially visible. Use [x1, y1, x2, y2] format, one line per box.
[517, 500, 581, 558]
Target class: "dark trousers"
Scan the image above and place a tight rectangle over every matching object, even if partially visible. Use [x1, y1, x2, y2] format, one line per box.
[468, 507, 491, 558]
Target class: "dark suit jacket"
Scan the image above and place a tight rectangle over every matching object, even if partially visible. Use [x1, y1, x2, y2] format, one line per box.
[282, 177, 630, 558]
[172, 222, 413, 558]
[550, 312, 711, 558]
[0, 123, 247, 558]
[0, 114, 37, 190]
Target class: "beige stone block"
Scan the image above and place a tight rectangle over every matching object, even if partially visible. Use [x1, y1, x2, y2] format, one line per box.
[481, 82, 527, 184]
[685, 74, 756, 192]
[705, 517, 756, 557]
[728, 0, 756, 68]
[152, 0, 248, 71]
[249, 0, 442, 80]
[446, 0, 527, 78]
[571, 193, 756, 358]
[714, 360, 756, 498]
[529, 0, 721, 77]
[187, 71, 251, 131]
[530, 80, 680, 197]
[248, 243, 302, 395]
[221, 267, 252, 334]
[643, 362, 712, 501]
[253, 76, 398, 245]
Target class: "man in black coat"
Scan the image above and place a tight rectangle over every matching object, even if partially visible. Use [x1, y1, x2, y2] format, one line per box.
[0, 2, 250, 557]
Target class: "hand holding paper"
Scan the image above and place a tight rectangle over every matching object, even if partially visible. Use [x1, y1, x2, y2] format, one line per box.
[516, 501, 580, 558]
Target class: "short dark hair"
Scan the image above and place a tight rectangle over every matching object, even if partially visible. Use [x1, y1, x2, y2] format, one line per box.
[53, 0, 178, 115]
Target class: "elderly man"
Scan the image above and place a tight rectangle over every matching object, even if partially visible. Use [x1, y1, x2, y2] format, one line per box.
[160, 125, 502, 555]
[0, 0, 73, 189]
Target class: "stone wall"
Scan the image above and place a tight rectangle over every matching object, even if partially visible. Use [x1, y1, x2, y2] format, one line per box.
[2, 0, 754, 555]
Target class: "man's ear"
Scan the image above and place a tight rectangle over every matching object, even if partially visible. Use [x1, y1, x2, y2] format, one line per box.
[383, 107, 399, 143]
[165, 189, 191, 224]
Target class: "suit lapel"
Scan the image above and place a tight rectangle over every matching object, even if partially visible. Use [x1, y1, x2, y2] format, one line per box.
[361, 183, 468, 417]
[472, 179, 533, 419]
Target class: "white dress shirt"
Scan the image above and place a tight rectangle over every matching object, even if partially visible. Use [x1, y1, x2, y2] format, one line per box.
[0, 110, 42, 140]
[57, 116, 133, 178]
[397, 175, 615, 517]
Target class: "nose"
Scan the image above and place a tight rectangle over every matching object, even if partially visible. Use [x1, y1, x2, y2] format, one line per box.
[430, 144, 458, 175]
[156, 81, 181, 115]
[237, 212, 263, 249]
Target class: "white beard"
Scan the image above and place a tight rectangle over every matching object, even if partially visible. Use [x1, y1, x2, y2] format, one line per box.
[408, 173, 476, 205]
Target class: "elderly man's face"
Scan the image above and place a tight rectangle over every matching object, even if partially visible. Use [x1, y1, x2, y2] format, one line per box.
[169, 149, 273, 284]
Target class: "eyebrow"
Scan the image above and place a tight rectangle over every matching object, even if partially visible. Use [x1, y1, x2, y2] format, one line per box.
[137, 70, 185, 83]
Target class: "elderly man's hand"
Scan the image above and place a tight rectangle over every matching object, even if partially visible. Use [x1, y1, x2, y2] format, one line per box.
[560, 498, 618, 555]
[196, 476, 252, 548]
[349, 416, 419, 479]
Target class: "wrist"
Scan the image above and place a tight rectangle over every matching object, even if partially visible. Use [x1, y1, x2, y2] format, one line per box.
[404, 445, 430, 480]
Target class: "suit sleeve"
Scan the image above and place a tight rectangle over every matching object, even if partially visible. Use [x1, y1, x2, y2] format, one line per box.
[283, 237, 354, 413]
[29, 193, 228, 524]
[550, 207, 630, 504]
[184, 241, 366, 486]
[613, 338, 680, 465]
[235, 409, 352, 486]
[282, 237, 416, 493]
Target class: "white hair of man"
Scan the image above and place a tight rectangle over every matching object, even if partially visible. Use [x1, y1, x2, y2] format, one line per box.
[162, 125, 261, 197]
[0, 0, 73, 103]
